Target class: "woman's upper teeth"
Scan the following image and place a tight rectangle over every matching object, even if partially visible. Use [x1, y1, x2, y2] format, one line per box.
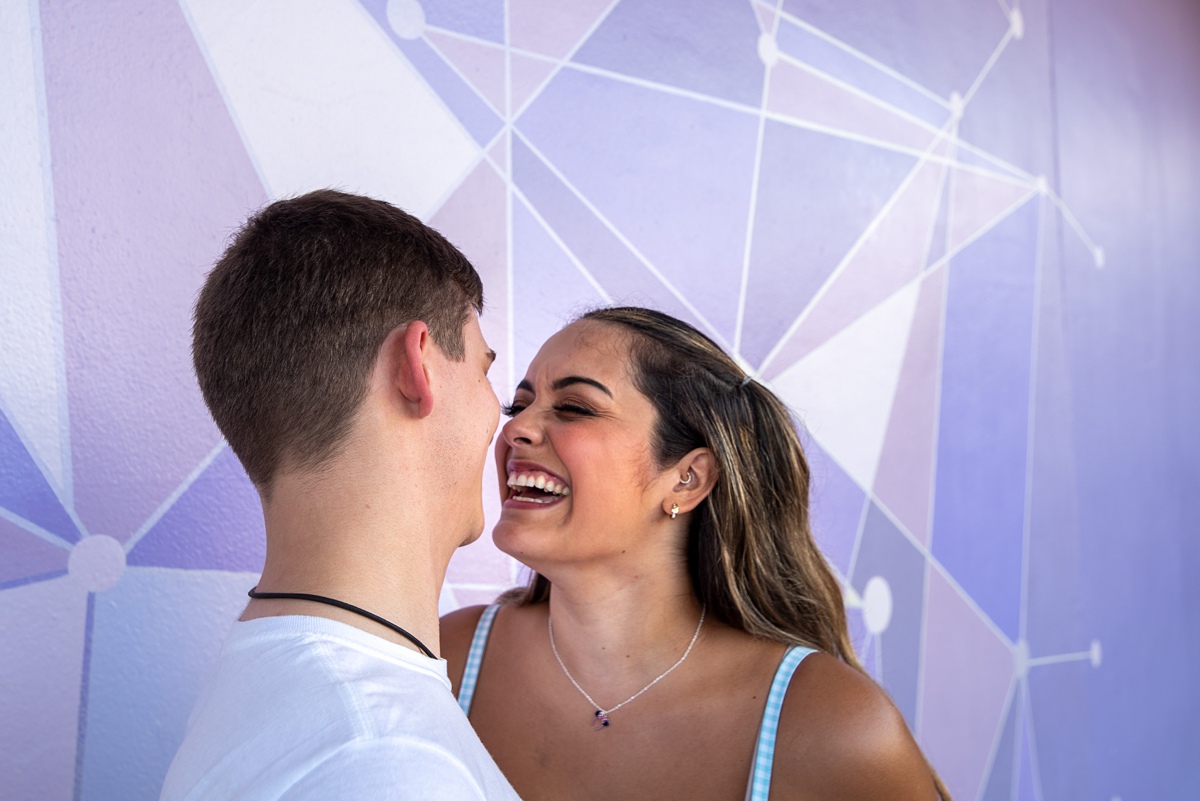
[507, 472, 571, 496]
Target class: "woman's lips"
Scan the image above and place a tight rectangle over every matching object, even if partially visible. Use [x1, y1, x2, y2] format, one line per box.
[504, 461, 570, 507]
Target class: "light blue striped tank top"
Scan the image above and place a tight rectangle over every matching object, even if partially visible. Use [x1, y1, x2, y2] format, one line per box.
[457, 604, 815, 801]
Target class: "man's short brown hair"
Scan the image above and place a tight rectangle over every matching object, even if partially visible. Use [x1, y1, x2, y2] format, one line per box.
[192, 189, 483, 492]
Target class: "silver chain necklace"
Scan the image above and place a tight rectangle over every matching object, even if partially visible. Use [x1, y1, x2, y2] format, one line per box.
[547, 605, 706, 730]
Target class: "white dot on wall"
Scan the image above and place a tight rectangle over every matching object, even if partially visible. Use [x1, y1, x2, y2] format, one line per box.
[68, 535, 127, 592]
[1090, 639, 1103, 668]
[1014, 639, 1031, 678]
[757, 33, 779, 66]
[387, 0, 426, 40]
[1036, 175, 1049, 194]
[861, 576, 892, 635]
[948, 91, 964, 120]
[1010, 8, 1025, 40]
[1093, 246, 1106, 269]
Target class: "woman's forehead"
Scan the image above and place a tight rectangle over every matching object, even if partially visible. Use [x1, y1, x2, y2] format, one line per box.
[525, 321, 633, 384]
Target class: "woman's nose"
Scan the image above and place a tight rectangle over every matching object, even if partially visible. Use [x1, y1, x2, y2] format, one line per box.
[502, 410, 538, 446]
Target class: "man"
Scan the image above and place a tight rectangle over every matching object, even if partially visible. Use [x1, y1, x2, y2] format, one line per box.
[160, 190, 520, 800]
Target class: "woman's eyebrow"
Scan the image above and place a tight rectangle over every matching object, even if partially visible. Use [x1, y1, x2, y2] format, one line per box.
[551, 376, 612, 397]
[514, 376, 614, 397]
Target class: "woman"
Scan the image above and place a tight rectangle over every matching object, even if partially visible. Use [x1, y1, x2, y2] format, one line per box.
[442, 307, 948, 800]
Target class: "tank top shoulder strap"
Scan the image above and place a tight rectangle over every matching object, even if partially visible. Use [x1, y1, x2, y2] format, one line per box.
[745, 645, 817, 801]
[457, 603, 501, 715]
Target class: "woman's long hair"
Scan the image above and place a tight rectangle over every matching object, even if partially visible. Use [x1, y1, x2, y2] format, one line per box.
[504, 306, 854, 658]
[504, 306, 949, 798]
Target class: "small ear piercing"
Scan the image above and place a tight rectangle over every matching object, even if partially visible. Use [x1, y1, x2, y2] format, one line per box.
[670, 503, 680, 519]
[680, 472, 693, 485]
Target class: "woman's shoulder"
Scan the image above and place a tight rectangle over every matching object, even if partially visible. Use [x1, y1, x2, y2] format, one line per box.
[440, 601, 546, 689]
[770, 651, 939, 800]
[439, 604, 491, 692]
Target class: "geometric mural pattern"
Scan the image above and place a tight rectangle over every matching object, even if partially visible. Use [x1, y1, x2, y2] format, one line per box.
[2, 1, 1196, 799]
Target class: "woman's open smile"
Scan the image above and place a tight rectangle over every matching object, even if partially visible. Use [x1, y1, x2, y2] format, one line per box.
[504, 461, 572, 507]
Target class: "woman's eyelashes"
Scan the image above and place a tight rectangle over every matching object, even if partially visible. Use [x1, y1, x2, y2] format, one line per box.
[553, 403, 595, 417]
[500, 398, 596, 418]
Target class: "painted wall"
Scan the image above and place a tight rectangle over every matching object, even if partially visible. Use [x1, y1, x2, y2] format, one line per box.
[2, 0, 1197, 799]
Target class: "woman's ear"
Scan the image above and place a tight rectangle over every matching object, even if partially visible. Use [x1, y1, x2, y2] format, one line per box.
[664, 448, 718, 517]
[378, 321, 434, 418]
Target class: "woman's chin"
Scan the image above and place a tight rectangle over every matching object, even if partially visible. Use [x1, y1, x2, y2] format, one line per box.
[491, 519, 552, 568]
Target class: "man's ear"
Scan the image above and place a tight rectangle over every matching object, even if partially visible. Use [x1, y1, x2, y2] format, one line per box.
[663, 448, 718, 516]
[379, 321, 434, 418]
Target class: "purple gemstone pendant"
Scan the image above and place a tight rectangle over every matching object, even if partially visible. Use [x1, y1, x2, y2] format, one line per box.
[592, 711, 611, 730]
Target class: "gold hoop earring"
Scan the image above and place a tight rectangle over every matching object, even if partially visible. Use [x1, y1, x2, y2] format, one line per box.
[670, 503, 679, 519]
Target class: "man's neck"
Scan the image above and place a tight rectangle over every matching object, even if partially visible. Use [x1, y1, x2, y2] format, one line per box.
[243, 468, 455, 658]
[244, 557, 445, 658]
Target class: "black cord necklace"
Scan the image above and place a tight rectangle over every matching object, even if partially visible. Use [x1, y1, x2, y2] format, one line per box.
[247, 586, 436, 659]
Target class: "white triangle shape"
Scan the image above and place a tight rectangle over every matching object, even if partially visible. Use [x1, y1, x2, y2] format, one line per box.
[0, 1, 71, 495]
[768, 280, 921, 490]
[182, 0, 479, 217]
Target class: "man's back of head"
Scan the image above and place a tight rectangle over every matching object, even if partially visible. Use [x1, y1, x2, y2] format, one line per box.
[188, 186, 502, 661]
[192, 188, 484, 499]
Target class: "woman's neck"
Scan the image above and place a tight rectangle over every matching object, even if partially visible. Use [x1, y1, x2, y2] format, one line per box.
[542, 560, 706, 695]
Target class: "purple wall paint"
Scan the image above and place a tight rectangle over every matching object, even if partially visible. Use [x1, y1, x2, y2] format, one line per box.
[1, 0, 1197, 798]
[743, 123, 916, 367]
[39, 0, 266, 544]
[933, 198, 1040, 643]
[1047, 0, 1200, 795]
[520, 66, 761, 341]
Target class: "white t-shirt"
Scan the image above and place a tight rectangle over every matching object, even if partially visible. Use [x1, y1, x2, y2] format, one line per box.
[160, 615, 521, 800]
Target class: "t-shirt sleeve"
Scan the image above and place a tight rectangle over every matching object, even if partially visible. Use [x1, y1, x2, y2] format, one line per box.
[277, 736, 504, 801]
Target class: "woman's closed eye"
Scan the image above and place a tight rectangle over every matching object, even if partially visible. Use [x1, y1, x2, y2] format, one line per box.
[500, 400, 527, 417]
[553, 403, 595, 418]
[500, 400, 596, 418]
